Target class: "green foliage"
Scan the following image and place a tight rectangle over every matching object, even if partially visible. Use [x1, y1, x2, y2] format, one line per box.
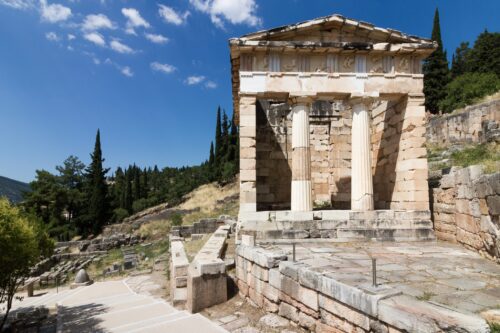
[132, 198, 150, 213]
[490, 322, 500, 333]
[170, 213, 183, 227]
[450, 42, 471, 79]
[0, 198, 54, 330]
[450, 143, 500, 173]
[438, 72, 500, 112]
[467, 30, 500, 76]
[113, 208, 129, 222]
[423, 8, 450, 114]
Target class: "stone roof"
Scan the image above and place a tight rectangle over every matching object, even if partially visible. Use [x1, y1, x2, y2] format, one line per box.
[229, 14, 437, 124]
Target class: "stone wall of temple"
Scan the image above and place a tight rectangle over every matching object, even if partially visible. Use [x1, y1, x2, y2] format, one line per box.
[431, 165, 500, 263]
[426, 99, 500, 146]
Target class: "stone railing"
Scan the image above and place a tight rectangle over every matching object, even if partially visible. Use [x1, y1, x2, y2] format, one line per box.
[235, 237, 488, 333]
[426, 99, 500, 146]
[171, 217, 234, 238]
[186, 225, 230, 313]
[431, 165, 500, 262]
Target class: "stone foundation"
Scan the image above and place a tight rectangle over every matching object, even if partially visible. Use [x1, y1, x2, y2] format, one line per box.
[431, 165, 500, 262]
[238, 209, 434, 241]
[235, 243, 490, 333]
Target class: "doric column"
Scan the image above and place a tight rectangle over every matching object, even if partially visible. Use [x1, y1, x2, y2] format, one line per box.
[290, 96, 313, 211]
[351, 97, 374, 211]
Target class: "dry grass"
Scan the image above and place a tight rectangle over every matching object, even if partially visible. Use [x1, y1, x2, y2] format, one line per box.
[179, 178, 239, 224]
[137, 219, 171, 240]
[184, 235, 210, 261]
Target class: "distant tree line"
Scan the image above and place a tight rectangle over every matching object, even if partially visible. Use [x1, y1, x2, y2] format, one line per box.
[22, 107, 239, 240]
[424, 8, 500, 114]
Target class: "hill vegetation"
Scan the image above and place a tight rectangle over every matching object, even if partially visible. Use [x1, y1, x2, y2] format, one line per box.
[424, 8, 500, 114]
[0, 176, 31, 203]
[21, 106, 239, 241]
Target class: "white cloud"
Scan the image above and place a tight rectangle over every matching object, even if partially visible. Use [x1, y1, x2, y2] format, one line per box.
[82, 13, 115, 31]
[185, 75, 205, 85]
[67, 33, 75, 40]
[150, 62, 176, 74]
[0, 0, 34, 10]
[122, 8, 150, 35]
[84, 32, 105, 46]
[121, 66, 133, 77]
[205, 80, 217, 89]
[110, 40, 134, 54]
[40, 0, 72, 23]
[144, 33, 169, 44]
[189, 0, 261, 28]
[45, 31, 59, 41]
[158, 4, 190, 25]
[93, 57, 100, 65]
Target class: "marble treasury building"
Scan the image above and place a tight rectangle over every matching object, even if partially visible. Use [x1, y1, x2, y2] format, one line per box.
[230, 15, 437, 240]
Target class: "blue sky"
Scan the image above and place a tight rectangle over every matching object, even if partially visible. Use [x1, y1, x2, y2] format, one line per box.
[1, 0, 498, 182]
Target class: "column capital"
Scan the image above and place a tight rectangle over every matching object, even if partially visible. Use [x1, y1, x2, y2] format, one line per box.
[288, 94, 315, 106]
[348, 92, 379, 109]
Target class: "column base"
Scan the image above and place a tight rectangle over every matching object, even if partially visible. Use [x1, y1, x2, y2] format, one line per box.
[351, 194, 374, 211]
[291, 180, 312, 212]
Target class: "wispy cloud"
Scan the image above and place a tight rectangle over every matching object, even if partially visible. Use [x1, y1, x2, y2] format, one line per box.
[158, 4, 190, 25]
[205, 80, 217, 89]
[122, 8, 150, 35]
[40, 0, 71, 23]
[67, 33, 75, 41]
[45, 31, 59, 41]
[82, 13, 116, 31]
[189, 0, 261, 29]
[121, 66, 133, 77]
[84, 32, 105, 47]
[110, 39, 135, 54]
[144, 33, 169, 44]
[185, 75, 205, 85]
[150, 62, 176, 74]
[0, 0, 35, 10]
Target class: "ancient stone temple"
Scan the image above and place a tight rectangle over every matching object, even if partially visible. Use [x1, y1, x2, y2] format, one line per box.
[230, 14, 437, 240]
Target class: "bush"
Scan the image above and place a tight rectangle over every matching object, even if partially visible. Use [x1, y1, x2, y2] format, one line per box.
[439, 72, 500, 113]
[132, 198, 150, 213]
[113, 208, 129, 222]
[170, 213, 183, 226]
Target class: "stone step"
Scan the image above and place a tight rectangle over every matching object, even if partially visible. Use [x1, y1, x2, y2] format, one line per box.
[113, 311, 190, 333]
[126, 313, 229, 333]
[337, 227, 435, 241]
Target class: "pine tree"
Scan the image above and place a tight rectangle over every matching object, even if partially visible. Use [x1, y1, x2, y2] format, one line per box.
[142, 168, 149, 198]
[468, 30, 500, 76]
[133, 165, 141, 201]
[83, 130, 110, 235]
[423, 8, 450, 113]
[124, 168, 133, 213]
[221, 110, 230, 162]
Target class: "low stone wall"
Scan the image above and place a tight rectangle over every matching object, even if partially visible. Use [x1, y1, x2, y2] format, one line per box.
[186, 225, 230, 313]
[169, 236, 189, 308]
[431, 165, 500, 262]
[235, 240, 489, 333]
[426, 99, 500, 145]
[171, 218, 226, 238]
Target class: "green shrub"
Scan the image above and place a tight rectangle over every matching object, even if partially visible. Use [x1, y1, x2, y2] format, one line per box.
[439, 72, 500, 113]
[450, 143, 500, 173]
[113, 208, 129, 222]
[170, 213, 183, 226]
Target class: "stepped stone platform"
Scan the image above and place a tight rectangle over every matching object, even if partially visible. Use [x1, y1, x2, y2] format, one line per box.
[238, 209, 434, 241]
[235, 240, 499, 332]
[7, 279, 228, 333]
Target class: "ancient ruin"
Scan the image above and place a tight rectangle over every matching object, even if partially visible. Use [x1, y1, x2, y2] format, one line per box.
[230, 14, 437, 241]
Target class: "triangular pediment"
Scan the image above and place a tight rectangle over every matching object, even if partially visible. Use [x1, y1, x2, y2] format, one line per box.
[238, 14, 431, 45]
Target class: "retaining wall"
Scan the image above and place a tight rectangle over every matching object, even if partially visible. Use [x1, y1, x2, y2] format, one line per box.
[426, 99, 500, 146]
[431, 165, 500, 262]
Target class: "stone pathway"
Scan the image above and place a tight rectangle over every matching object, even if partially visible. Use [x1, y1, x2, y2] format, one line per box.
[259, 241, 500, 316]
[8, 279, 228, 333]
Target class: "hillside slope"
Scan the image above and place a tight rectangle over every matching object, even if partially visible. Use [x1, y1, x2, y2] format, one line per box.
[0, 176, 31, 203]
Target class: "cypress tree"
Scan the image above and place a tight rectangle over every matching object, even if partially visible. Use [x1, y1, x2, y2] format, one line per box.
[124, 168, 133, 213]
[221, 110, 229, 162]
[423, 8, 450, 113]
[451, 42, 471, 79]
[133, 165, 141, 201]
[215, 107, 222, 166]
[209, 142, 215, 166]
[142, 167, 149, 198]
[84, 130, 110, 235]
